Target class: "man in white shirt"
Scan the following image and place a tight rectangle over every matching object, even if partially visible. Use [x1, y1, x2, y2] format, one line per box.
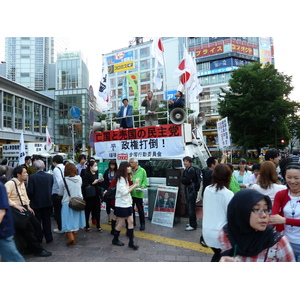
[51, 155, 65, 233]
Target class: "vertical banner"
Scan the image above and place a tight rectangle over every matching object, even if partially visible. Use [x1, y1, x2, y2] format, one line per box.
[217, 117, 231, 149]
[18, 131, 26, 165]
[45, 126, 53, 152]
[126, 73, 139, 110]
[151, 185, 178, 228]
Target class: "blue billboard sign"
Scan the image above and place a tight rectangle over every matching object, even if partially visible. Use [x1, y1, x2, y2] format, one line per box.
[165, 90, 177, 100]
[107, 51, 134, 65]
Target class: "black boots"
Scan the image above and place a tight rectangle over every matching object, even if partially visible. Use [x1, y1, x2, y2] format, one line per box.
[127, 228, 139, 250]
[112, 228, 139, 250]
[112, 230, 124, 246]
[111, 220, 116, 235]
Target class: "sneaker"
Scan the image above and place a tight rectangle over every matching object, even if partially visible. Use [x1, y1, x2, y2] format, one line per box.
[53, 228, 65, 234]
[185, 226, 196, 231]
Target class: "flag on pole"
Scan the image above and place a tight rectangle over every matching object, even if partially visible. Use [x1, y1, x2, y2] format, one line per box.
[126, 74, 139, 110]
[19, 131, 26, 165]
[98, 58, 111, 108]
[151, 37, 165, 90]
[46, 126, 53, 152]
[173, 47, 203, 104]
[174, 47, 195, 91]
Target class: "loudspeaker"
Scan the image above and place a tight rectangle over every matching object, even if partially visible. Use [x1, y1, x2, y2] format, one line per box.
[188, 112, 206, 127]
[93, 121, 107, 132]
[170, 108, 187, 125]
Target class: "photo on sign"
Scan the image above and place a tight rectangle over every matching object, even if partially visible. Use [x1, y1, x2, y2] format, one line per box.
[152, 185, 178, 228]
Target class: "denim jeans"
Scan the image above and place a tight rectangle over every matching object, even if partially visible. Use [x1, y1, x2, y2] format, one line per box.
[290, 242, 300, 262]
[0, 235, 25, 262]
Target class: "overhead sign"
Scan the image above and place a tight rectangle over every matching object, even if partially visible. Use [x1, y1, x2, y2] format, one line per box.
[107, 51, 134, 65]
[108, 60, 134, 74]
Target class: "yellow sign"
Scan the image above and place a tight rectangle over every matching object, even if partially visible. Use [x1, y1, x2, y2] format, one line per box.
[108, 60, 134, 74]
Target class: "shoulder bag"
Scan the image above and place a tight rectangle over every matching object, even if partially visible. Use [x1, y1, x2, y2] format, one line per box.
[10, 180, 31, 229]
[85, 184, 96, 198]
[62, 177, 86, 211]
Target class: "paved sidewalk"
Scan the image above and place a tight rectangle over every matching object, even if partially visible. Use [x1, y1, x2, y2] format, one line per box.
[24, 210, 213, 262]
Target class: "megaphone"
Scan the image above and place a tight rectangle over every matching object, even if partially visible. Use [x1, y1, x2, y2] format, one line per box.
[93, 121, 107, 132]
[188, 112, 206, 127]
[170, 108, 187, 125]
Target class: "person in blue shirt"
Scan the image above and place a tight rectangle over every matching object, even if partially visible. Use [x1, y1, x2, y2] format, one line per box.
[0, 166, 25, 262]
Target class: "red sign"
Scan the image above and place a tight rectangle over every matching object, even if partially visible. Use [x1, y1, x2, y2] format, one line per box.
[94, 124, 182, 143]
[195, 45, 224, 58]
[117, 153, 128, 160]
[232, 43, 253, 55]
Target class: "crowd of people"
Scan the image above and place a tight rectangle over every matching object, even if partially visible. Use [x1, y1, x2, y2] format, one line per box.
[1, 147, 300, 262]
[0, 153, 149, 261]
[201, 149, 300, 262]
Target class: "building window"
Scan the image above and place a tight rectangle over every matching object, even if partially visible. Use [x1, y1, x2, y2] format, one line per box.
[15, 97, 23, 130]
[34, 103, 40, 132]
[25, 100, 32, 131]
[140, 47, 150, 58]
[140, 59, 150, 70]
[140, 71, 150, 82]
[3, 92, 12, 128]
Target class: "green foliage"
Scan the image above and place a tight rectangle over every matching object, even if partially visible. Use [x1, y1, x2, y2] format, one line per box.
[218, 62, 297, 154]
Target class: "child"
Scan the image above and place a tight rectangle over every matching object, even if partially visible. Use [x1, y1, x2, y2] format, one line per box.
[249, 163, 260, 186]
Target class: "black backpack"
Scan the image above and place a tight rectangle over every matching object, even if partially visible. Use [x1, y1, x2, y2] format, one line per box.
[192, 166, 202, 192]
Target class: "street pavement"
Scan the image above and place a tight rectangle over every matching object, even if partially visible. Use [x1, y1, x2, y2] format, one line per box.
[24, 208, 213, 262]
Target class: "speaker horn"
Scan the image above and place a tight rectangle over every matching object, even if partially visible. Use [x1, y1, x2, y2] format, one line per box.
[188, 112, 206, 127]
[170, 108, 187, 125]
[93, 121, 107, 132]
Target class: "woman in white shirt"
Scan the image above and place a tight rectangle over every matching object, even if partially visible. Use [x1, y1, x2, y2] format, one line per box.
[233, 158, 252, 188]
[202, 164, 234, 262]
[112, 161, 140, 250]
[251, 161, 286, 205]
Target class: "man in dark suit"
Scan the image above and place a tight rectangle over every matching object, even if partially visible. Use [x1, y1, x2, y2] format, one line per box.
[27, 159, 54, 244]
[168, 91, 185, 111]
[141, 90, 160, 126]
[116, 98, 133, 128]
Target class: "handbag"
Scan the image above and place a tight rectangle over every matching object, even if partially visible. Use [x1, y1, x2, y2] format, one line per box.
[62, 177, 86, 211]
[10, 180, 30, 229]
[85, 184, 96, 198]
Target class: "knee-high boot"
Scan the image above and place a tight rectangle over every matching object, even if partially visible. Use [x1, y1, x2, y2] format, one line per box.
[127, 228, 139, 250]
[66, 232, 74, 245]
[112, 230, 124, 246]
[111, 220, 116, 235]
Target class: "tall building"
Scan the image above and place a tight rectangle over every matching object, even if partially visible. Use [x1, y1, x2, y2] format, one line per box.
[5, 37, 53, 90]
[4, 37, 69, 91]
[54, 51, 90, 153]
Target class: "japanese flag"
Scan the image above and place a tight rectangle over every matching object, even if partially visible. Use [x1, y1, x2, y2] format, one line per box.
[174, 47, 196, 90]
[46, 126, 53, 152]
[151, 37, 165, 89]
[151, 37, 165, 66]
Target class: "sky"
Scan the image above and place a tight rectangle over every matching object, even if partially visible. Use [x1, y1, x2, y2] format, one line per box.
[0, 2, 299, 104]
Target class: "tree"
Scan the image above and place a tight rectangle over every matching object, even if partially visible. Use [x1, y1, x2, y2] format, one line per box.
[218, 62, 297, 155]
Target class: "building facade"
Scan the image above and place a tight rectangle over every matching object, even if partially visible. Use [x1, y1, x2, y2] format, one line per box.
[0, 76, 54, 159]
[54, 51, 90, 153]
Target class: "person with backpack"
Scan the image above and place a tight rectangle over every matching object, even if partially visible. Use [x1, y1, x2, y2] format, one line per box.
[181, 156, 198, 231]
